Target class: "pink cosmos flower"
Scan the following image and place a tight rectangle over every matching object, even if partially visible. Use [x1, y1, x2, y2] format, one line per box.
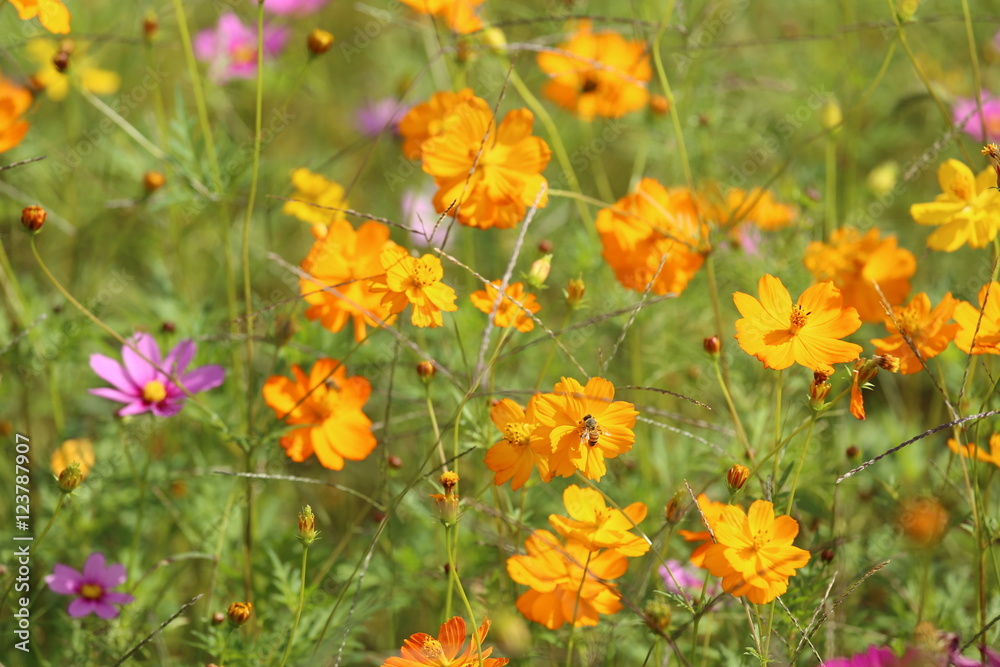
[355, 98, 408, 138]
[45, 553, 135, 619]
[402, 185, 451, 249]
[89, 333, 225, 417]
[953, 96, 1000, 142]
[194, 12, 289, 83]
[659, 558, 718, 596]
[262, 0, 331, 14]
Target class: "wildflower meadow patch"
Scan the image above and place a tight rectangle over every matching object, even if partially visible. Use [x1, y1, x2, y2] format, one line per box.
[3, 1, 1000, 665]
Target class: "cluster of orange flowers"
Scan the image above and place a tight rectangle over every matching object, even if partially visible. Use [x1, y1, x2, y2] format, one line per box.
[506, 485, 648, 628]
[399, 89, 552, 230]
[484, 377, 638, 488]
[680, 494, 810, 604]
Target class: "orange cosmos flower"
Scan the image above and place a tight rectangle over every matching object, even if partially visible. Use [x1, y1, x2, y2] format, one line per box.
[507, 529, 627, 629]
[397, 0, 485, 35]
[421, 96, 552, 230]
[533, 377, 638, 482]
[536, 21, 651, 119]
[678, 493, 730, 568]
[300, 219, 400, 342]
[702, 500, 810, 605]
[50, 438, 95, 480]
[369, 247, 458, 328]
[10, 0, 70, 34]
[708, 187, 798, 232]
[898, 497, 948, 548]
[871, 292, 959, 374]
[734, 274, 863, 373]
[381, 616, 508, 667]
[548, 485, 649, 557]
[469, 281, 541, 332]
[946, 432, 1000, 467]
[596, 178, 709, 296]
[954, 281, 1000, 355]
[910, 159, 1000, 251]
[398, 88, 478, 160]
[0, 75, 32, 153]
[848, 355, 899, 421]
[262, 359, 377, 470]
[802, 227, 916, 323]
[484, 398, 549, 490]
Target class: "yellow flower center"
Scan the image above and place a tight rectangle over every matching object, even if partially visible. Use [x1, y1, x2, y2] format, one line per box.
[421, 638, 444, 659]
[580, 74, 600, 93]
[897, 308, 922, 337]
[142, 380, 167, 403]
[409, 260, 438, 288]
[751, 528, 770, 551]
[79, 583, 103, 600]
[503, 422, 533, 447]
[788, 305, 809, 334]
[232, 45, 257, 65]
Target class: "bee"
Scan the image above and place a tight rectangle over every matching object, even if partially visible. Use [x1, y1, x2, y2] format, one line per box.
[580, 414, 605, 447]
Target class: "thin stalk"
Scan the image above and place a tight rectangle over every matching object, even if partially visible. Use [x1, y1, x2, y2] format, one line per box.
[650, 0, 692, 188]
[565, 550, 594, 667]
[824, 136, 836, 241]
[785, 414, 817, 514]
[446, 524, 485, 667]
[278, 546, 310, 667]
[534, 311, 571, 389]
[772, 370, 784, 485]
[711, 354, 755, 465]
[425, 383, 447, 469]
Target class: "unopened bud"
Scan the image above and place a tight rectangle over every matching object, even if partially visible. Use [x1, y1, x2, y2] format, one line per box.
[565, 278, 585, 309]
[703, 336, 720, 356]
[538, 239, 553, 254]
[875, 354, 900, 373]
[726, 464, 750, 494]
[664, 490, 685, 524]
[143, 11, 159, 39]
[161, 321, 176, 333]
[21, 205, 46, 232]
[57, 461, 83, 492]
[809, 370, 831, 408]
[388, 454, 403, 469]
[297, 505, 318, 546]
[649, 94, 670, 116]
[527, 254, 551, 289]
[481, 27, 507, 55]
[143, 170, 166, 192]
[211, 612, 226, 625]
[821, 100, 842, 132]
[52, 50, 70, 73]
[227, 601, 253, 627]
[821, 548, 834, 563]
[416, 360, 436, 382]
[307, 28, 334, 55]
[644, 599, 672, 631]
[846, 445, 860, 459]
[439, 470, 459, 494]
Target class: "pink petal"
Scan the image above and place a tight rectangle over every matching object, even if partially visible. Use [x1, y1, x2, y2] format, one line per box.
[164, 340, 196, 376]
[67, 597, 99, 618]
[194, 28, 217, 61]
[82, 553, 107, 580]
[89, 387, 139, 404]
[103, 592, 135, 605]
[93, 600, 122, 619]
[45, 564, 83, 594]
[90, 354, 137, 392]
[99, 562, 127, 588]
[121, 334, 162, 386]
[151, 400, 184, 418]
[117, 402, 153, 417]
[181, 365, 226, 393]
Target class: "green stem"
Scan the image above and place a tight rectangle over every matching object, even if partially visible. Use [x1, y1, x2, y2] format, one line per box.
[824, 135, 836, 240]
[446, 525, 485, 667]
[785, 414, 817, 514]
[565, 550, 594, 667]
[650, 0, 692, 188]
[426, 384, 447, 468]
[535, 312, 572, 389]
[772, 370, 783, 484]
[278, 546, 310, 667]
[712, 354, 755, 466]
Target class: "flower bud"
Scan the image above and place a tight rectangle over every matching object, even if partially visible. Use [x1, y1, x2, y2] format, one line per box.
[538, 239, 553, 254]
[703, 335, 720, 356]
[56, 461, 83, 492]
[439, 470, 459, 494]
[52, 50, 71, 73]
[664, 490, 685, 524]
[21, 205, 46, 232]
[416, 360, 436, 383]
[211, 612, 226, 625]
[527, 254, 551, 289]
[143, 11, 159, 40]
[431, 471, 460, 527]
[808, 370, 831, 409]
[481, 27, 507, 55]
[649, 94, 670, 116]
[307, 28, 334, 55]
[565, 278, 585, 309]
[866, 161, 899, 197]
[387, 454, 402, 469]
[297, 505, 318, 546]
[821, 99, 842, 132]
[227, 601, 253, 626]
[644, 599, 672, 631]
[726, 464, 750, 494]
[846, 445, 860, 459]
[161, 321, 176, 333]
[875, 354, 900, 373]
[143, 170, 166, 193]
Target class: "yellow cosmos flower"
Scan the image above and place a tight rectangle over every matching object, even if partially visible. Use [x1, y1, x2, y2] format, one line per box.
[50, 438, 95, 480]
[734, 274, 863, 373]
[0, 75, 32, 153]
[910, 159, 1000, 251]
[398, 0, 486, 34]
[469, 281, 541, 332]
[702, 500, 810, 605]
[10, 0, 70, 34]
[27, 39, 120, 101]
[548, 485, 649, 557]
[369, 247, 458, 328]
[398, 88, 478, 160]
[282, 168, 348, 235]
[946, 432, 1000, 468]
[954, 281, 1000, 355]
[532, 376, 638, 482]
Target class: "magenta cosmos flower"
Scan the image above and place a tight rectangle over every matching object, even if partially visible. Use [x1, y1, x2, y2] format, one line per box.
[194, 12, 288, 83]
[45, 553, 135, 619]
[953, 96, 1000, 142]
[261, 0, 331, 14]
[89, 333, 225, 417]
